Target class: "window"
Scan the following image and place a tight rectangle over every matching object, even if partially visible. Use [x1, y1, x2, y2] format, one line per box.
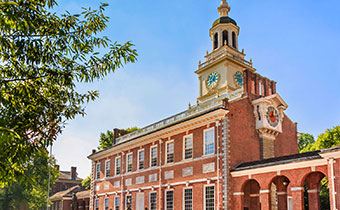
[166, 141, 174, 163]
[222, 30, 228, 46]
[183, 135, 193, 160]
[232, 32, 236, 48]
[165, 190, 174, 210]
[150, 146, 158, 167]
[126, 194, 132, 209]
[114, 197, 120, 210]
[205, 185, 215, 210]
[115, 157, 121, 175]
[214, 33, 218, 49]
[204, 128, 215, 155]
[96, 163, 100, 180]
[184, 188, 193, 210]
[126, 153, 133, 173]
[150, 192, 157, 210]
[138, 150, 145, 170]
[104, 198, 109, 210]
[94, 199, 99, 210]
[105, 160, 110, 177]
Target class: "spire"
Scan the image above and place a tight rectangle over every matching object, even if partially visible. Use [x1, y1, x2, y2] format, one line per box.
[218, 0, 230, 17]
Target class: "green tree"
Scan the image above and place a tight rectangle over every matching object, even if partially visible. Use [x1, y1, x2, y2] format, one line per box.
[298, 133, 315, 152]
[310, 126, 340, 151]
[0, 0, 137, 186]
[81, 175, 91, 190]
[98, 127, 139, 150]
[0, 149, 59, 210]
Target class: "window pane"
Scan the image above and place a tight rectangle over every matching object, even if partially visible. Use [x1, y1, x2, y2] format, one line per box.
[205, 186, 215, 210]
[184, 136, 193, 159]
[204, 129, 215, 155]
[166, 191, 173, 210]
[139, 150, 144, 169]
[95, 199, 99, 210]
[114, 197, 120, 210]
[104, 198, 109, 210]
[105, 161, 110, 177]
[126, 195, 132, 209]
[167, 142, 174, 163]
[116, 158, 121, 175]
[150, 192, 157, 210]
[151, 147, 158, 167]
[96, 164, 100, 179]
[184, 188, 193, 210]
[127, 154, 133, 172]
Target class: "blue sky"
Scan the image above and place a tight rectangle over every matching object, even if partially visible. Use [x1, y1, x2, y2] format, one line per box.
[53, 0, 340, 178]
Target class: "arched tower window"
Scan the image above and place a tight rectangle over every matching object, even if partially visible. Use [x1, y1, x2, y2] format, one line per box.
[222, 30, 228, 46]
[232, 32, 237, 48]
[214, 33, 218, 50]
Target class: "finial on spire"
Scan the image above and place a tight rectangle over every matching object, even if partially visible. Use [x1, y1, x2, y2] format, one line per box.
[218, 0, 230, 17]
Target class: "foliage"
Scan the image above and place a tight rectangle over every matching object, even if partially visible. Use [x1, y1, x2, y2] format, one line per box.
[0, 0, 137, 185]
[81, 175, 91, 190]
[0, 149, 59, 210]
[298, 133, 315, 152]
[310, 126, 340, 151]
[98, 127, 139, 150]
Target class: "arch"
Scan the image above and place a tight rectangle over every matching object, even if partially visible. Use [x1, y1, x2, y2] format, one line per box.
[270, 176, 291, 210]
[214, 33, 219, 50]
[222, 30, 228, 46]
[242, 179, 261, 210]
[232, 31, 237, 48]
[303, 171, 330, 210]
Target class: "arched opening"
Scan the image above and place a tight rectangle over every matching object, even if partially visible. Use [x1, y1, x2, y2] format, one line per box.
[232, 32, 237, 48]
[222, 30, 228, 46]
[214, 33, 219, 50]
[303, 172, 330, 210]
[270, 176, 290, 210]
[242, 179, 260, 210]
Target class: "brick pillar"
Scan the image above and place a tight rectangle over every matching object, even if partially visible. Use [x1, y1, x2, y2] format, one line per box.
[277, 192, 288, 210]
[308, 189, 320, 210]
[291, 187, 304, 210]
[260, 190, 270, 210]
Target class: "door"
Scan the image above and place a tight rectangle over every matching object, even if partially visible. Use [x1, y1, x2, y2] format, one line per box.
[136, 193, 144, 210]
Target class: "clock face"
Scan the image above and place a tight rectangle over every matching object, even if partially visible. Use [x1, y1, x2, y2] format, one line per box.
[266, 106, 280, 127]
[234, 71, 243, 87]
[206, 72, 220, 89]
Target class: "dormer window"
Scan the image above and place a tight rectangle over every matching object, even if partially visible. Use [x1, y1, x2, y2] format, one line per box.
[213, 33, 218, 50]
[222, 30, 228, 46]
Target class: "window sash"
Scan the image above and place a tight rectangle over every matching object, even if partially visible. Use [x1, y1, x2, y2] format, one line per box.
[184, 136, 193, 159]
[104, 198, 109, 210]
[138, 150, 145, 170]
[126, 195, 132, 209]
[105, 161, 110, 177]
[96, 164, 100, 179]
[204, 129, 215, 155]
[114, 197, 120, 210]
[184, 188, 193, 210]
[205, 186, 215, 210]
[95, 199, 99, 210]
[127, 154, 133, 172]
[115, 157, 121, 175]
[151, 147, 158, 167]
[150, 192, 157, 210]
[166, 191, 174, 210]
[166, 142, 174, 163]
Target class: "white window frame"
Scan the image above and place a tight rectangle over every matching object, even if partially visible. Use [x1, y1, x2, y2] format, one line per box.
[137, 149, 145, 170]
[203, 127, 215, 156]
[165, 189, 174, 210]
[94, 199, 99, 210]
[204, 184, 215, 210]
[149, 191, 157, 210]
[105, 160, 110, 178]
[183, 187, 193, 210]
[126, 152, 133, 173]
[183, 134, 193, 160]
[114, 196, 120, 210]
[125, 194, 132, 209]
[115, 156, 121, 176]
[165, 140, 174, 164]
[103, 197, 109, 210]
[150, 145, 158, 168]
[95, 163, 101, 180]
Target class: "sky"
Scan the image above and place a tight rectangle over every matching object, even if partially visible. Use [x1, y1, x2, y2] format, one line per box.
[53, 0, 340, 178]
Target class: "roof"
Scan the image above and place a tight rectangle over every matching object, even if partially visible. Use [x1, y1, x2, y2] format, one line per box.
[58, 171, 82, 181]
[232, 146, 340, 171]
[76, 190, 90, 199]
[212, 16, 237, 27]
[49, 185, 80, 201]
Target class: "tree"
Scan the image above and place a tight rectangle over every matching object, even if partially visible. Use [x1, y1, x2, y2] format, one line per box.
[98, 127, 139, 150]
[310, 126, 340, 151]
[0, 0, 137, 186]
[81, 175, 91, 190]
[298, 133, 315, 152]
[0, 149, 59, 210]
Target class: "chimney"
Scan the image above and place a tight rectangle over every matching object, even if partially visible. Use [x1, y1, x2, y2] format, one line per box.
[71, 166, 77, 180]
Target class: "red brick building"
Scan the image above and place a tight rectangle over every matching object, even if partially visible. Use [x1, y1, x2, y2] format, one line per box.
[88, 1, 340, 210]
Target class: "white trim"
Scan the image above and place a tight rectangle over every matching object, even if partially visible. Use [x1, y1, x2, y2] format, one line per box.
[150, 145, 158, 168]
[183, 187, 193, 210]
[104, 160, 110, 178]
[165, 140, 174, 164]
[260, 190, 270, 194]
[115, 156, 121, 176]
[203, 127, 215, 156]
[165, 189, 174, 210]
[137, 149, 145, 170]
[233, 192, 244, 196]
[183, 134, 193, 160]
[291, 187, 303, 191]
[204, 184, 215, 210]
[126, 152, 133, 173]
[149, 191, 157, 210]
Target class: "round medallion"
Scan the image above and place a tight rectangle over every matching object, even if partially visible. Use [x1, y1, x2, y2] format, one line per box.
[206, 72, 220, 89]
[234, 71, 243, 87]
[266, 106, 280, 127]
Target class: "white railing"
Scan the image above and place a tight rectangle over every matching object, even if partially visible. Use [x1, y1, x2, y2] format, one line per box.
[115, 88, 244, 144]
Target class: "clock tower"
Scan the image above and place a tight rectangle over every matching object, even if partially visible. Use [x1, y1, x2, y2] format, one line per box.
[195, 0, 255, 104]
